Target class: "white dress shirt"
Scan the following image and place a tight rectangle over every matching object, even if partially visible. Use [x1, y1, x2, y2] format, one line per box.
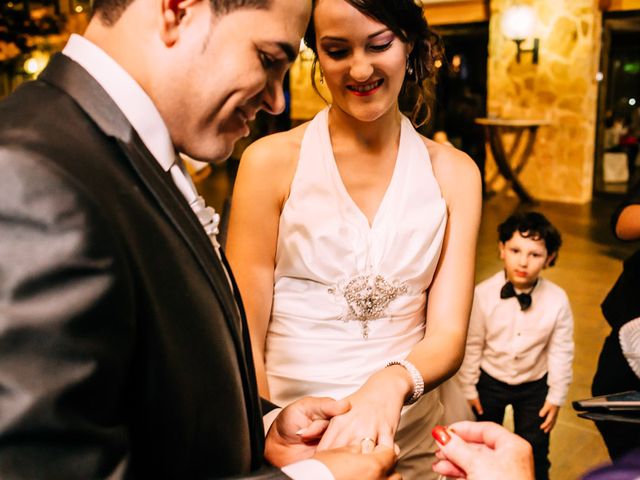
[459, 271, 574, 406]
[61, 34, 332, 480]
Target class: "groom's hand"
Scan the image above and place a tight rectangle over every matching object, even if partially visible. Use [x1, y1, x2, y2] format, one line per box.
[265, 396, 350, 467]
[314, 444, 401, 480]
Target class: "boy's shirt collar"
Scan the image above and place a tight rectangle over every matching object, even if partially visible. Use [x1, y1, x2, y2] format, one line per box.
[502, 269, 540, 294]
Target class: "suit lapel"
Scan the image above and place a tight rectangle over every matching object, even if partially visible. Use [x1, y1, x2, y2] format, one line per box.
[118, 137, 263, 464]
[220, 248, 265, 455]
[117, 135, 245, 329]
[38, 55, 261, 439]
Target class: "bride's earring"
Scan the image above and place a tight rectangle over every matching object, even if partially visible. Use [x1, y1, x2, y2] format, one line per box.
[319, 66, 325, 85]
[406, 56, 414, 76]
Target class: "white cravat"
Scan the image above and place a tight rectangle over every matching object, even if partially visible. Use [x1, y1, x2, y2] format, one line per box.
[169, 158, 222, 256]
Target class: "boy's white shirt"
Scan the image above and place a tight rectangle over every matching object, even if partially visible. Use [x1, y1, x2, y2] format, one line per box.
[458, 271, 574, 406]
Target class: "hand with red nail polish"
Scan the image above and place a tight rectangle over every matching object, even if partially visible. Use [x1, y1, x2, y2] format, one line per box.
[431, 421, 535, 480]
[431, 425, 451, 445]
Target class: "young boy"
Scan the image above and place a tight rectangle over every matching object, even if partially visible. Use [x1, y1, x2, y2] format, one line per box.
[458, 211, 574, 480]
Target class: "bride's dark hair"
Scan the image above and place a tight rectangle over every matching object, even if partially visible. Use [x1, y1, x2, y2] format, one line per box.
[303, 0, 444, 127]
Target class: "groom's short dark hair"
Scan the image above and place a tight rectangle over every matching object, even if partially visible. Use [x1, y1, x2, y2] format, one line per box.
[92, 0, 271, 26]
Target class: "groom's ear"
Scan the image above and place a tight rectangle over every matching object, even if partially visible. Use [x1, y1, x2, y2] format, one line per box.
[160, 0, 204, 46]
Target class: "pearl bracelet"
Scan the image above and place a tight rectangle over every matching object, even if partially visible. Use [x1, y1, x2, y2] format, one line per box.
[385, 359, 425, 405]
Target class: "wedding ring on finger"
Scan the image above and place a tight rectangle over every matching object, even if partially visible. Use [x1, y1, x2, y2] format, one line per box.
[360, 436, 376, 453]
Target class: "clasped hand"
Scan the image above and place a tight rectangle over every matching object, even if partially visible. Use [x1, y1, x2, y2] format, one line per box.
[316, 369, 408, 452]
[265, 395, 401, 480]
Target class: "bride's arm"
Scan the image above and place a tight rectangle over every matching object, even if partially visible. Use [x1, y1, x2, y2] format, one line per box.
[317, 142, 482, 450]
[406, 140, 482, 390]
[226, 131, 302, 400]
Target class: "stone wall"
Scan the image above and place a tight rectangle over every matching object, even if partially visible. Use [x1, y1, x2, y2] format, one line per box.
[487, 0, 602, 203]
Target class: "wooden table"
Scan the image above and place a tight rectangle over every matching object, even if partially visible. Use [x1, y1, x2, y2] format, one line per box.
[475, 118, 550, 203]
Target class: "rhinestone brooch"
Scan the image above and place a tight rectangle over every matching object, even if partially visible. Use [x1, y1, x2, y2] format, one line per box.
[329, 274, 408, 339]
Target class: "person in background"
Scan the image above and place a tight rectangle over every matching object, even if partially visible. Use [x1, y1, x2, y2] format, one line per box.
[0, 0, 400, 478]
[226, 0, 482, 477]
[458, 211, 574, 480]
[603, 114, 627, 151]
[591, 180, 640, 460]
[619, 115, 639, 186]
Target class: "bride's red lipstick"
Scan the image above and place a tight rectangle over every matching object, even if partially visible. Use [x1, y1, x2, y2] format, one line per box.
[347, 79, 384, 97]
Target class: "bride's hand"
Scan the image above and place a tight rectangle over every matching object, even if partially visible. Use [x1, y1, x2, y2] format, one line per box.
[316, 366, 412, 450]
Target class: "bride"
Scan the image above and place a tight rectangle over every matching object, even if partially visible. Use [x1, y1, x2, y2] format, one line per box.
[226, 0, 481, 476]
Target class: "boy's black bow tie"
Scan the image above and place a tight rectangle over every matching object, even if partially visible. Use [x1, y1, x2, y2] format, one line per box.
[500, 281, 533, 311]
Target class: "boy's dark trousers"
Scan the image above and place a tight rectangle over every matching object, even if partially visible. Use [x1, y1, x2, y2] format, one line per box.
[475, 370, 551, 480]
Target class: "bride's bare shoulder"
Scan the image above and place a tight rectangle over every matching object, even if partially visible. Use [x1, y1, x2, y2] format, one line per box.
[236, 121, 311, 200]
[242, 121, 309, 168]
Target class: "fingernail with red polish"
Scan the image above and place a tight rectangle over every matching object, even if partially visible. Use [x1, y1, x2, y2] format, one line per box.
[431, 425, 451, 446]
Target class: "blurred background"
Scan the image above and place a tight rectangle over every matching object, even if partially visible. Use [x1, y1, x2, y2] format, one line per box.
[2, 0, 640, 477]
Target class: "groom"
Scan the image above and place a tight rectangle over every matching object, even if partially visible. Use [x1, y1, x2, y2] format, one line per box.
[0, 0, 398, 478]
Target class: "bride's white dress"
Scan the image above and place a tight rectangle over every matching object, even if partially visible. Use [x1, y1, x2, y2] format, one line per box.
[266, 108, 450, 477]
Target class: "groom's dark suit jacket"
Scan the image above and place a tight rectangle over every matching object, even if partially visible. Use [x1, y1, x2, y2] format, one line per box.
[0, 54, 285, 479]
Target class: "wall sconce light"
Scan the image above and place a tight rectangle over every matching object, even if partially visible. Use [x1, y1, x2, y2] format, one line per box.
[501, 5, 539, 64]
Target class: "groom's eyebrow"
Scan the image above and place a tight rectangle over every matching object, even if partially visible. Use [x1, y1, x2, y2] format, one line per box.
[276, 42, 298, 63]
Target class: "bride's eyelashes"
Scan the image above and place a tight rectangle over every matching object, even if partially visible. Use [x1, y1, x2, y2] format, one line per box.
[321, 41, 394, 60]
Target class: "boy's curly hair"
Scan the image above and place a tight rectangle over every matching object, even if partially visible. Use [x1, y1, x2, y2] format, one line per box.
[498, 212, 562, 266]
